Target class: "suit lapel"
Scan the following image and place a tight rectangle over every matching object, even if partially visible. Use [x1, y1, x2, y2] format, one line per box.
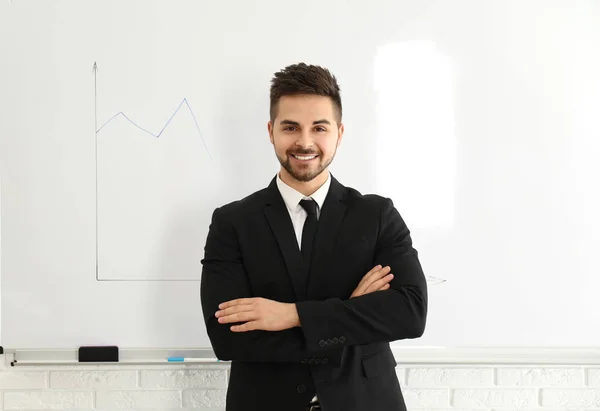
[263, 177, 306, 301]
[306, 177, 347, 295]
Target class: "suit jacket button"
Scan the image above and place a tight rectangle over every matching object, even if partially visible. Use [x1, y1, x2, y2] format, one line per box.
[339, 336, 346, 343]
[332, 337, 339, 344]
[297, 384, 306, 393]
[315, 358, 321, 364]
[322, 358, 328, 364]
[326, 338, 333, 345]
[301, 358, 308, 364]
[319, 340, 326, 347]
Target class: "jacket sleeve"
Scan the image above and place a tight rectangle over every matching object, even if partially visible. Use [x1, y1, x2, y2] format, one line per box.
[200, 206, 342, 365]
[295, 197, 428, 353]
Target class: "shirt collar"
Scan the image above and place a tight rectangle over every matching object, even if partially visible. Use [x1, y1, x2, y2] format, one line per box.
[276, 172, 331, 214]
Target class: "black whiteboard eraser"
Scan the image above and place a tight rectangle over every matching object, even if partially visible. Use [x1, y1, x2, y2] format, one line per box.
[78, 346, 119, 362]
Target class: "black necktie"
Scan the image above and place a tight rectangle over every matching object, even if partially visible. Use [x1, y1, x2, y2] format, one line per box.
[299, 198, 318, 271]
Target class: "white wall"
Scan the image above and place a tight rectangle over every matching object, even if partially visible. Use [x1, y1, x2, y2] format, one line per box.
[2, 352, 600, 410]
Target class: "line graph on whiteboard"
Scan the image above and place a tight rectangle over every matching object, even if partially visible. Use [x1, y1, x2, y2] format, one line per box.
[93, 62, 215, 282]
[93, 63, 212, 156]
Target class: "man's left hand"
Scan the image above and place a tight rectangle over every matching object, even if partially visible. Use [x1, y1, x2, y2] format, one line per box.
[215, 298, 300, 332]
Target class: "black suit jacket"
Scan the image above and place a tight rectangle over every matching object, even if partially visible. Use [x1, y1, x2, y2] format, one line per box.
[200, 174, 428, 411]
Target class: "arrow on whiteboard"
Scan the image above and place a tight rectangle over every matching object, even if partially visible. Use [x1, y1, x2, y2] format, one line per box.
[426, 276, 447, 285]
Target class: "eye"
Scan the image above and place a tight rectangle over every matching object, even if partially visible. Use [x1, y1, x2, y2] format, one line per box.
[283, 126, 297, 132]
[315, 127, 327, 132]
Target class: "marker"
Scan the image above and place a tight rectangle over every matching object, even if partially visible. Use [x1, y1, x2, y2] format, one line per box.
[167, 357, 222, 362]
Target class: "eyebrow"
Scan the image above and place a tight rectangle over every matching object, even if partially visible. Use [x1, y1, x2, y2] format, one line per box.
[280, 119, 331, 126]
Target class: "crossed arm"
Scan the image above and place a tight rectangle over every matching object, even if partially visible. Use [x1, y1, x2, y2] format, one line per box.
[200, 198, 428, 363]
[213, 263, 394, 332]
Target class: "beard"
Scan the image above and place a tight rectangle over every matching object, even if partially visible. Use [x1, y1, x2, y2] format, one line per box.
[277, 149, 334, 182]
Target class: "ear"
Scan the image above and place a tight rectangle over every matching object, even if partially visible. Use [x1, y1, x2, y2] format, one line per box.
[336, 123, 345, 147]
[267, 121, 274, 144]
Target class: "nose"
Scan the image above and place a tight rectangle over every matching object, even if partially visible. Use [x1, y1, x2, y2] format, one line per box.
[295, 130, 314, 149]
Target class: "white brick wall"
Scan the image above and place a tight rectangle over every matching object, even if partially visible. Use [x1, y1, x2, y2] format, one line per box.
[1, 356, 598, 410]
[0, 361, 229, 410]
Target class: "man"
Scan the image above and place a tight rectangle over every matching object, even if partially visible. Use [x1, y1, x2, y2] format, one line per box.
[200, 63, 428, 411]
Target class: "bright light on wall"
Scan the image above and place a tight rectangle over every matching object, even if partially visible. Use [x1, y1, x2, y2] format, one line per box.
[374, 40, 457, 230]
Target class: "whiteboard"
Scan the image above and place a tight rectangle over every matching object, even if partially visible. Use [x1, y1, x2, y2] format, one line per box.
[1, 0, 599, 351]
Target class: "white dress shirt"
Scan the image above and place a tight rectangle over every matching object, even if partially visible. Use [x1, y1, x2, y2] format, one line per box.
[275, 172, 330, 249]
[275, 171, 331, 404]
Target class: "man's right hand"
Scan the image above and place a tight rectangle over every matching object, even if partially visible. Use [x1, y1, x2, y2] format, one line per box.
[350, 265, 394, 298]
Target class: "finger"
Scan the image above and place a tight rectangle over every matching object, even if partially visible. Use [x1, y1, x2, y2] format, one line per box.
[215, 306, 254, 320]
[355, 265, 382, 288]
[352, 266, 392, 298]
[216, 304, 256, 317]
[368, 266, 391, 282]
[216, 303, 255, 316]
[360, 267, 391, 292]
[363, 264, 390, 279]
[357, 265, 389, 290]
[379, 283, 391, 291]
[218, 298, 258, 309]
[365, 273, 394, 293]
[377, 273, 394, 286]
[218, 310, 258, 324]
[231, 321, 259, 332]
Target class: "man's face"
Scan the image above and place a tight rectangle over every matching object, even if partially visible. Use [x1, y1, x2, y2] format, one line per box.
[268, 94, 343, 183]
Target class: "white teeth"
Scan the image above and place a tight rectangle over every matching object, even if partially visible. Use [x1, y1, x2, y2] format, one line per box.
[293, 155, 317, 160]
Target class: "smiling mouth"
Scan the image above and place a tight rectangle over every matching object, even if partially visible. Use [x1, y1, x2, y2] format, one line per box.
[291, 154, 318, 161]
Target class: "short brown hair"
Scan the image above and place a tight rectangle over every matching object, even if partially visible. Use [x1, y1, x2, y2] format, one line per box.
[269, 63, 342, 124]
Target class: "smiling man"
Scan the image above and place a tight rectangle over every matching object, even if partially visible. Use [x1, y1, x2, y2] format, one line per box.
[200, 63, 428, 411]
